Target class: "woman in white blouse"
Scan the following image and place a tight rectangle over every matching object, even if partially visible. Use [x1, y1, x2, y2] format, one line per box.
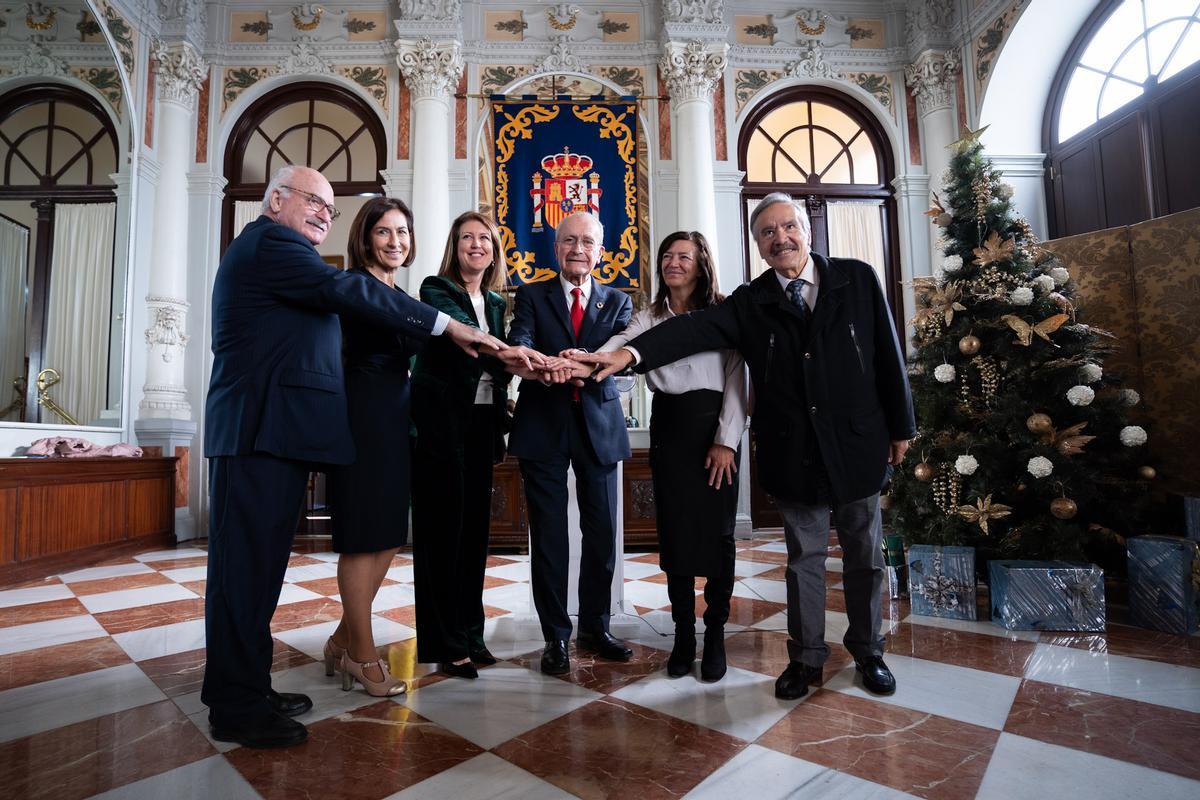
[600, 231, 748, 681]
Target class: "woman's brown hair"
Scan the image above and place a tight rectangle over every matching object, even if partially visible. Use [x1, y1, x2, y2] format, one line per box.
[437, 210, 507, 293]
[346, 197, 416, 272]
[651, 231, 722, 317]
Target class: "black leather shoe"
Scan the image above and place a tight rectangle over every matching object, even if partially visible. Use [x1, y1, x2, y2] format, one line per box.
[211, 711, 308, 748]
[855, 656, 896, 695]
[440, 661, 479, 679]
[266, 690, 312, 717]
[700, 629, 726, 682]
[775, 661, 822, 700]
[667, 631, 696, 678]
[576, 630, 633, 661]
[541, 640, 570, 675]
[468, 647, 498, 666]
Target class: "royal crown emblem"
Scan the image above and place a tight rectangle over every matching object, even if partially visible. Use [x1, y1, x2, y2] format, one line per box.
[529, 147, 602, 232]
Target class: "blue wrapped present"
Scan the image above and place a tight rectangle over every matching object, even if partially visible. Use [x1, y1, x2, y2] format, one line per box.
[907, 545, 977, 620]
[989, 560, 1105, 631]
[1128, 536, 1200, 634]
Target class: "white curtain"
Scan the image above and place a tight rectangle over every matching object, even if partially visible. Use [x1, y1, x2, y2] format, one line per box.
[744, 197, 772, 281]
[0, 216, 29, 419]
[827, 200, 887, 288]
[234, 200, 261, 238]
[43, 203, 116, 425]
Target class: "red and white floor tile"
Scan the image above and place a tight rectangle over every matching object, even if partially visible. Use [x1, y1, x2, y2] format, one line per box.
[2, 536, 1199, 799]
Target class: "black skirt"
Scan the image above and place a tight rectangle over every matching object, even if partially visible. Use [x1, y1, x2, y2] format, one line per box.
[649, 389, 739, 577]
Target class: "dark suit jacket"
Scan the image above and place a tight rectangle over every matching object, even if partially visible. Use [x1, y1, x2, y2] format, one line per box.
[628, 253, 915, 503]
[204, 216, 439, 465]
[507, 278, 633, 466]
[411, 275, 512, 463]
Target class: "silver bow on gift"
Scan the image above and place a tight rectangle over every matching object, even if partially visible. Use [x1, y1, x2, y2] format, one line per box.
[918, 551, 971, 611]
[1048, 568, 1103, 624]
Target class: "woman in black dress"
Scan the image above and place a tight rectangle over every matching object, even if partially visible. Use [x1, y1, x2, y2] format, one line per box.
[325, 197, 419, 697]
[598, 232, 747, 681]
[410, 211, 512, 679]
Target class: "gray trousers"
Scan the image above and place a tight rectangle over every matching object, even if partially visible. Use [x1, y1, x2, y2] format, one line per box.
[775, 493, 885, 667]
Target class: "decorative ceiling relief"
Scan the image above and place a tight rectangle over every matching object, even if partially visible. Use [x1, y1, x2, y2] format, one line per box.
[845, 72, 895, 119]
[594, 66, 644, 96]
[662, 0, 724, 25]
[599, 12, 637, 43]
[339, 64, 387, 109]
[784, 40, 841, 80]
[344, 10, 385, 40]
[848, 19, 884, 49]
[100, 1, 135, 76]
[734, 68, 781, 115]
[973, 0, 1026, 106]
[230, 11, 270, 43]
[276, 36, 333, 74]
[485, 10, 525, 41]
[222, 65, 275, 113]
[735, 16, 776, 46]
[73, 65, 123, 115]
[479, 63, 532, 96]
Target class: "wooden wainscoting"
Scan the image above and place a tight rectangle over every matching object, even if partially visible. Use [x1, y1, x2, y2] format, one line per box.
[0, 457, 176, 575]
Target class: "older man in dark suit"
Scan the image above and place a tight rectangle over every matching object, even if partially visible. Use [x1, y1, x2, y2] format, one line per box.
[508, 211, 634, 674]
[582, 192, 915, 700]
[202, 165, 510, 748]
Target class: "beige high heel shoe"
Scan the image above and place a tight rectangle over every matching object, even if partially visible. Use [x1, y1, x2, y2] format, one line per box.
[340, 652, 407, 697]
[323, 637, 346, 677]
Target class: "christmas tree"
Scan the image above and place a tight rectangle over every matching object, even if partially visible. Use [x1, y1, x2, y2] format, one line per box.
[884, 128, 1154, 564]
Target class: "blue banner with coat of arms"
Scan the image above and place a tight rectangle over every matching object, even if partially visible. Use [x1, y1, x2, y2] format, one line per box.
[492, 100, 639, 289]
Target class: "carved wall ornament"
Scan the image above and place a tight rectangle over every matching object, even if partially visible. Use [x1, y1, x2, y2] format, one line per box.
[12, 37, 69, 77]
[277, 37, 333, 75]
[25, 3, 56, 31]
[784, 40, 842, 80]
[904, 48, 961, 117]
[398, 0, 462, 21]
[795, 8, 825, 37]
[144, 301, 189, 363]
[659, 38, 728, 102]
[158, 0, 206, 27]
[532, 35, 584, 75]
[662, 0, 724, 25]
[546, 4, 578, 31]
[396, 37, 463, 99]
[152, 40, 207, 106]
[291, 3, 322, 31]
[906, 0, 958, 55]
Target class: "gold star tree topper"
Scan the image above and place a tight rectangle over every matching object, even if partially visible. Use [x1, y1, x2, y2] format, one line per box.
[948, 125, 990, 154]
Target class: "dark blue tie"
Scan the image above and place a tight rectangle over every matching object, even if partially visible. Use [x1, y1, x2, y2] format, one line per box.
[786, 278, 811, 323]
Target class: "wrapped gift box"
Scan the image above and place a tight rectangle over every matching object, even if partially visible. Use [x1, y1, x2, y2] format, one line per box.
[989, 560, 1105, 631]
[907, 545, 977, 620]
[1128, 536, 1200, 634]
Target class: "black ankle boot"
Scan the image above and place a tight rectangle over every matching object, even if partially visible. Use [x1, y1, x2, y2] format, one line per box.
[700, 627, 726, 682]
[667, 629, 696, 677]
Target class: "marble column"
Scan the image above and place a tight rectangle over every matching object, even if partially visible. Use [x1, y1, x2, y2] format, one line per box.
[659, 39, 727, 255]
[396, 37, 463, 290]
[905, 49, 961, 275]
[891, 173, 932, 341]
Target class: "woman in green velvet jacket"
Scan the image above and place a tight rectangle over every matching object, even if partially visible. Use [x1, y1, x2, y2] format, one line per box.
[410, 210, 512, 679]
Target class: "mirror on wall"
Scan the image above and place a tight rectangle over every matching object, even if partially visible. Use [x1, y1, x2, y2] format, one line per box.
[0, 0, 134, 427]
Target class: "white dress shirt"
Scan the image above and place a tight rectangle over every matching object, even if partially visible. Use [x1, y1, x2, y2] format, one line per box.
[469, 291, 494, 404]
[601, 301, 749, 449]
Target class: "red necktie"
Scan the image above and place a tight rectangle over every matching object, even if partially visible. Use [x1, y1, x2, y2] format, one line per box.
[570, 287, 584, 338]
[570, 287, 584, 401]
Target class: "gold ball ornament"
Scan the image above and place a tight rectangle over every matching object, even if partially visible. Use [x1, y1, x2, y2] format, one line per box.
[1138, 465, 1157, 480]
[1050, 496, 1078, 519]
[958, 335, 982, 355]
[913, 462, 935, 481]
[1026, 413, 1053, 434]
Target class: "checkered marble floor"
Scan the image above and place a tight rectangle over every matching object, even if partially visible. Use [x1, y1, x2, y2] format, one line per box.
[3, 536, 1200, 799]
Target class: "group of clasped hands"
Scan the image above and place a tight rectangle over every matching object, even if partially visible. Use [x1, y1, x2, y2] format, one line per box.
[475, 342, 627, 386]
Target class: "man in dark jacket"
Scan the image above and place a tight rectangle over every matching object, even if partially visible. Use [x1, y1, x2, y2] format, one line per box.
[581, 192, 915, 699]
[203, 165, 507, 748]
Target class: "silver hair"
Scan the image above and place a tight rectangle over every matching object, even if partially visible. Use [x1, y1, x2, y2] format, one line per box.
[554, 211, 605, 245]
[262, 164, 302, 213]
[749, 192, 811, 239]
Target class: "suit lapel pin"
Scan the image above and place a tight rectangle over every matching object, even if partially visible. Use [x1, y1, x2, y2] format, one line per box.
[596, 301, 604, 309]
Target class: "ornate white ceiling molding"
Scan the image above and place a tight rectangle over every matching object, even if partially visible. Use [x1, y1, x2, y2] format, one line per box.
[398, 0, 462, 21]
[396, 37, 463, 98]
[906, 0, 959, 58]
[729, 43, 909, 71]
[783, 40, 842, 81]
[662, 0, 724, 25]
[659, 38, 727, 102]
[531, 34, 585, 75]
[152, 39, 207, 107]
[157, 0, 206, 48]
[276, 36, 334, 75]
[11, 36, 69, 77]
[904, 48, 961, 117]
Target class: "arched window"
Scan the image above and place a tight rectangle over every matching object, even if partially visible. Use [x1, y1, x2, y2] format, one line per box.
[1045, 0, 1200, 235]
[222, 81, 386, 251]
[739, 87, 898, 321]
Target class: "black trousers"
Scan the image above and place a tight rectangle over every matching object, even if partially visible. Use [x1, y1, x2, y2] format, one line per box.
[201, 454, 309, 723]
[666, 567, 734, 633]
[519, 405, 619, 641]
[412, 405, 494, 663]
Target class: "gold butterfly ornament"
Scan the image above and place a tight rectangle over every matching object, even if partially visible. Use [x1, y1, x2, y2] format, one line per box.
[1001, 313, 1069, 347]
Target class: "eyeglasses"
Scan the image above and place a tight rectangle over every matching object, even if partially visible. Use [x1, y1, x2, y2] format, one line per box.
[279, 185, 340, 220]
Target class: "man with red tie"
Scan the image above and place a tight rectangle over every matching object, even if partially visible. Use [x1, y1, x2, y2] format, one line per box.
[507, 211, 634, 674]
